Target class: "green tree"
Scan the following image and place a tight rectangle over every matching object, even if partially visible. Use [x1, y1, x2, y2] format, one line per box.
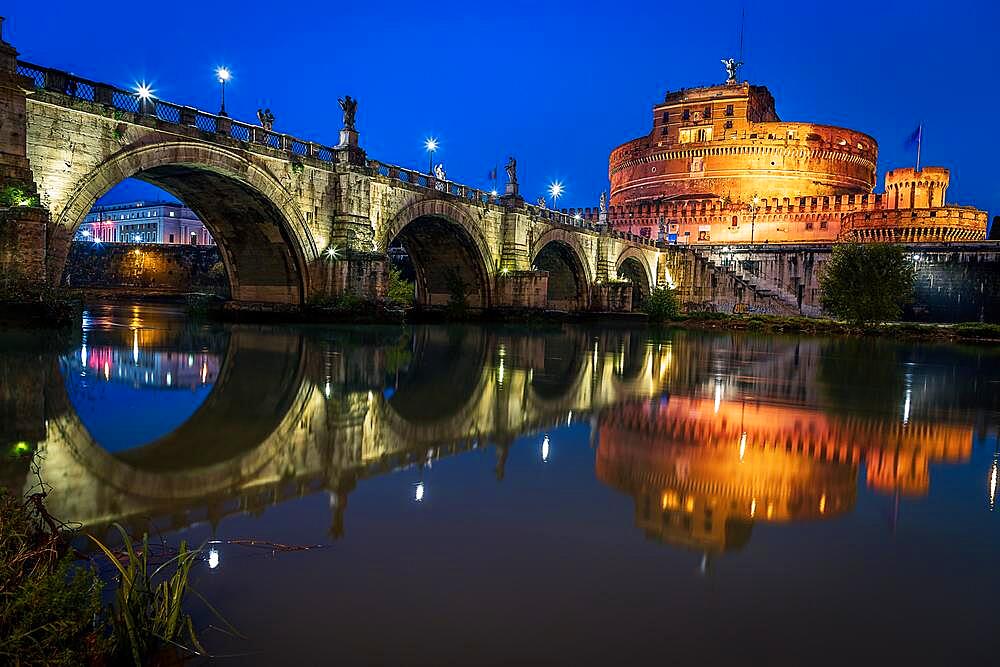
[820, 243, 915, 327]
[386, 264, 414, 306]
[643, 286, 682, 322]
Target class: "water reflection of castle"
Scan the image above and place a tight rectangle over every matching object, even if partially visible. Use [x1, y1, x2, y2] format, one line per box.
[596, 397, 973, 554]
[4, 322, 991, 554]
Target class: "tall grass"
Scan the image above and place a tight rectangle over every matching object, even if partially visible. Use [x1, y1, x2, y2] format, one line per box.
[89, 524, 240, 665]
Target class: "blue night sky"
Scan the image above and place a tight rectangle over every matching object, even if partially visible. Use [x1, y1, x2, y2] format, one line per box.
[7, 0, 999, 224]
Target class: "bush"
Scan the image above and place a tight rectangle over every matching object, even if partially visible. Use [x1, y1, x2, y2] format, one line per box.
[643, 287, 681, 322]
[0, 490, 107, 665]
[820, 243, 915, 327]
[386, 264, 414, 306]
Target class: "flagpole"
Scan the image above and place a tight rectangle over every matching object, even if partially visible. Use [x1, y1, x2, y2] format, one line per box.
[916, 123, 922, 172]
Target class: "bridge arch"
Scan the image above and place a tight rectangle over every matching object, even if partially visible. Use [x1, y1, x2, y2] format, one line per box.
[50, 141, 315, 304]
[616, 247, 654, 305]
[530, 229, 593, 311]
[381, 198, 496, 309]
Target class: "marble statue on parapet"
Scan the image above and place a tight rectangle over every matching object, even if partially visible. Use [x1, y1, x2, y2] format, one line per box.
[256, 108, 275, 131]
[722, 58, 743, 84]
[536, 196, 547, 208]
[434, 163, 446, 181]
[505, 156, 517, 185]
[338, 95, 358, 130]
[600, 191, 607, 213]
[503, 156, 519, 196]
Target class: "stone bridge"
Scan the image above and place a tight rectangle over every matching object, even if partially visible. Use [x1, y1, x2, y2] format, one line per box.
[0, 33, 660, 312]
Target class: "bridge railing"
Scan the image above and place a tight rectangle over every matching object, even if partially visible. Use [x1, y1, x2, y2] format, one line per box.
[15, 59, 660, 247]
[16, 60, 339, 165]
[367, 159, 498, 206]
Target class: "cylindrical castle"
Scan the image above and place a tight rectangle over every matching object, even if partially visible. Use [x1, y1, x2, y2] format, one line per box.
[608, 82, 878, 207]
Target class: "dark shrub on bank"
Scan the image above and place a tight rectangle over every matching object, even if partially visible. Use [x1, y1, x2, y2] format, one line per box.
[643, 287, 682, 322]
[0, 490, 107, 665]
[820, 243, 915, 327]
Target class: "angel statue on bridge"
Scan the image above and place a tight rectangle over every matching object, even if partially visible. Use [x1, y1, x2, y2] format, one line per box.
[505, 156, 517, 186]
[721, 58, 743, 84]
[338, 96, 358, 131]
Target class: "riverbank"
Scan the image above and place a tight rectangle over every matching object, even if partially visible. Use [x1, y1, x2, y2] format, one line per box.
[666, 312, 1000, 343]
[4, 290, 1000, 343]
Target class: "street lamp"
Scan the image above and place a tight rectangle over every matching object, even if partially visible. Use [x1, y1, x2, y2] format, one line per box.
[548, 181, 564, 210]
[424, 137, 438, 174]
[748, 193, 761, 244]
[134, 82, 153, 115]
[216, 67, 231, 117]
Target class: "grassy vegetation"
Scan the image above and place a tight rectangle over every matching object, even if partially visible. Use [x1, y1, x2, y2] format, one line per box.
[2, 483, 237, 666]
[0, 490, 107, 665]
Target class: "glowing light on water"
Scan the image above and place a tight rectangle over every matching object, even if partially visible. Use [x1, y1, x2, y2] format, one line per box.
[132, 329, 139, 364]
[207, 548, 220, 569]
[902, 388, 912, 425]
[739, 432, 747, 462]
[714, 380, 722, 413]
[990, 456, 998, 511]
[541, 434, 550, 462]
[414, 482, 425, 502]
[750, 498, 757, 518]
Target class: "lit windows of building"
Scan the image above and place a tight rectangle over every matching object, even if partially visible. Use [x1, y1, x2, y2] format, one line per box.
[74, 201, 214, 246]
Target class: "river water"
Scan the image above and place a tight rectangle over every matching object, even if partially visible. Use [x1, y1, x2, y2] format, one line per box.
[3, 301, 999, 664]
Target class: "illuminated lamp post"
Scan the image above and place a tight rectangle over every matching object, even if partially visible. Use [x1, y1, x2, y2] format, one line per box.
[216, 67, 231, 117]
[548, 181, 564, 210]
[748, 193, 761, 244]
[424, 137, 438, 175]
[134, 82, 154, 115]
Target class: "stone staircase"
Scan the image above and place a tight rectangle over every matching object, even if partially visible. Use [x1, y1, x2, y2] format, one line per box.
[691, 247, 814, 316]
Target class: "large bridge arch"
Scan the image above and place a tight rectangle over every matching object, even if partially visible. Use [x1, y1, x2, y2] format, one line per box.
[380, 198, 497, 309]
[616, 247, 654, 305]
[530, 228, 593, 311]
[48, 141, 316, 304]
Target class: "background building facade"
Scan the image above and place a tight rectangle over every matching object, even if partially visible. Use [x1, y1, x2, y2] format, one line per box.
[75, 201, 214, 245]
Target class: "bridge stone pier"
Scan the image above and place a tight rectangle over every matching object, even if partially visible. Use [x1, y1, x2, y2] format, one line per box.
[0, 30, 661, 313]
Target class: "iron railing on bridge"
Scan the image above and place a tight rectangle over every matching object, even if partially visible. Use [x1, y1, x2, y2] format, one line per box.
[15, 60, 657, 246]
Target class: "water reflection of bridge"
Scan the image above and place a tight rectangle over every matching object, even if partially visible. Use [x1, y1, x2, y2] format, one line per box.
[24, 325, 670, 537]
[5, 325, 985, 551]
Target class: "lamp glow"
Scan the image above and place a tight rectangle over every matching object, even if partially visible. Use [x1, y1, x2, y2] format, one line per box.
[541, 434, 550, 462]
[414, 482, 425, 502]
[548, 181, 564, 208]
[216, 67, 231, 83]
[134, 82, 153, 100]
[424, 137, 438, 174]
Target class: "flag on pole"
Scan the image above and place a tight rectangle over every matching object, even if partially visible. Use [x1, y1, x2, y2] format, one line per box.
[488, 166, 497, 181]
[904, 124, 923, 171]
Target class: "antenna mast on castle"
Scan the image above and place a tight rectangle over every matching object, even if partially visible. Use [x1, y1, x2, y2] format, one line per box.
[739, 7, 745, 64]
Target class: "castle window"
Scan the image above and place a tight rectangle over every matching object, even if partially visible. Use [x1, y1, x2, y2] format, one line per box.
[724, 120, 733, 129]
[820, 220, 828, 229]
[682, 109, 690, 121]
[805, 222, 814, 230]
[661, 126, 668, 136]
[725, 104, 734, 116]
[696, 128, 710, 142]
[703, 106, 711, 118]
[731, 216, 738, 227]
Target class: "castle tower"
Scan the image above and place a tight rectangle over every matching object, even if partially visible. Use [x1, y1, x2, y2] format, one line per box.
[885, 167, 949, 209]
